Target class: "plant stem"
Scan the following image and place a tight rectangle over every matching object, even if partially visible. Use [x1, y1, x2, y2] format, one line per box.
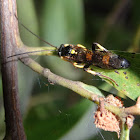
[0, 0, 26, 139]
[20, 57, 101, 101]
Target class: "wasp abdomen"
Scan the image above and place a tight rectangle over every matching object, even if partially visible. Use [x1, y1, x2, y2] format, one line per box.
[108, 55, 130, 69]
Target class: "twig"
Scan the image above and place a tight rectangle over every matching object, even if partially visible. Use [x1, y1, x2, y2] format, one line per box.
[20, 57, 101, 101]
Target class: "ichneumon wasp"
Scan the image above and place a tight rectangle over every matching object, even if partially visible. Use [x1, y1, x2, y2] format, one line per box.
[57, 43, 130, 86]
[58, 43, 130, 70]
[9, 16, 130, 86]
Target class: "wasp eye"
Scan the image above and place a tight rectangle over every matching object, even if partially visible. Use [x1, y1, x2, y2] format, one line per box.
[120, 58, 130, 68]
[58, 44, 65, 56]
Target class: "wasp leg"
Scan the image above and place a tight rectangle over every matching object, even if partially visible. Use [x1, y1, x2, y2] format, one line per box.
[84, 67, 118, 86]
[92, 43, 108, 52]
[77, 44, 86, 49]
[84, 67, 101, 76]
[73, 62, 85, 68]
[92, 43, 96, 51]
[83, 64, 99, 75]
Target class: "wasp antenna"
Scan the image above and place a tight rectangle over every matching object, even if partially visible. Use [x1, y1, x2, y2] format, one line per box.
[7, 49, 56, 58]
[15, 14, 57, 48]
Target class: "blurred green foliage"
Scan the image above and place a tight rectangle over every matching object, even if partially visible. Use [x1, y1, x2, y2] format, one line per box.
[0, 0, 140, 139]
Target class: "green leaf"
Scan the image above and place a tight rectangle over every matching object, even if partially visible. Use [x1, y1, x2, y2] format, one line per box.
[90, 52, 140, 101]
[82, 83, 104, 97]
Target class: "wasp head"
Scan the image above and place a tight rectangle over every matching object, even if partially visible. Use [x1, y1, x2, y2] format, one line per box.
[58, 44, 73, 57]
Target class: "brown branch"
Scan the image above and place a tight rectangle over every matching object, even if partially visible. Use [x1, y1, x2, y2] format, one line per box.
[0, 0, 26, 139]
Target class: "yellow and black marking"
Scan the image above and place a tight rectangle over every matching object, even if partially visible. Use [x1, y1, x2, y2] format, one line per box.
[58, 43, 130, 70]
